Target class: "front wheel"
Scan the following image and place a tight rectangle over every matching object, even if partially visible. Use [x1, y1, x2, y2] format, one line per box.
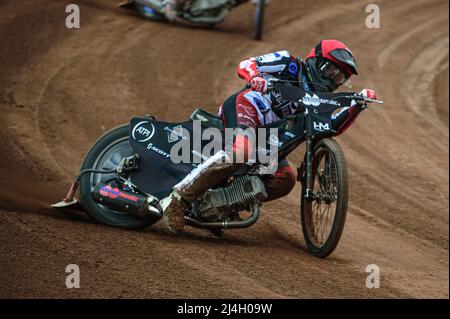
[79, 124, 161, 230]
[253, 0, 265, 41]
[300, 138, 349, 258]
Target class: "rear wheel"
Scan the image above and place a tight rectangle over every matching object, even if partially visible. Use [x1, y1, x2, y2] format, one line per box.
[300, 138, 348, 258]
[79, 124, 160, 229]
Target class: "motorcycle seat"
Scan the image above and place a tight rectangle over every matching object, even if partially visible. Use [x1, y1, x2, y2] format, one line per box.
[189, 109, 297, 134]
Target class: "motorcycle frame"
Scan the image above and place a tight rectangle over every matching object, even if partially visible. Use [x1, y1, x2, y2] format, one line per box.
[268, 106, 343, 203]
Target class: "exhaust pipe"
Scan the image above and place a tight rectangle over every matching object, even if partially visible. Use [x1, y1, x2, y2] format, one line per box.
[185, 204, 261, 230]
[91, 183, 162, 219]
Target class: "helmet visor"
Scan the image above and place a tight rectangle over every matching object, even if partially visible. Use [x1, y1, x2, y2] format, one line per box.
[329, 49, 358, 75]
[319, 61, 348, 85]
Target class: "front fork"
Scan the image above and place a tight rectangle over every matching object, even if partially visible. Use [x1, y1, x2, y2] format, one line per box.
[297, 137, 314, 201]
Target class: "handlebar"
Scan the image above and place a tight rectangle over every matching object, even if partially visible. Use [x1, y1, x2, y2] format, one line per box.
[350, 94, 384, 104]
[266, 78, 384, 104]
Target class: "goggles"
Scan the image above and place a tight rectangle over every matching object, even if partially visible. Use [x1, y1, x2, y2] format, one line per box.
[319, 61, 349, 85]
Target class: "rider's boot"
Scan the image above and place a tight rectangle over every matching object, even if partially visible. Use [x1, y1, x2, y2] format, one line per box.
[160, 191, 187, 234]
[161, 150, 244, 234]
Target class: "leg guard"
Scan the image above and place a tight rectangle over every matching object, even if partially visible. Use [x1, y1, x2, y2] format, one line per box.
[174, 150, 244, 203]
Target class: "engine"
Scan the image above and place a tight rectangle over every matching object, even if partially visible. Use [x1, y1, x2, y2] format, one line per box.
[195, 175, 267, 221]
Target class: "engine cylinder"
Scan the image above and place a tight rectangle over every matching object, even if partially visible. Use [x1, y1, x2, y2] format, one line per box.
[197, 175, 267, 220]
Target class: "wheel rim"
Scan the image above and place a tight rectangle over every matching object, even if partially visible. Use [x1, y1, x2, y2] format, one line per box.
[305, 149, 339, 248]
[89, 136, 133, 215]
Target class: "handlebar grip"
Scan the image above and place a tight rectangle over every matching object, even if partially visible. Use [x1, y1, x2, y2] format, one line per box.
[366, 98, 384, 104]
[352, 94, 384, 104]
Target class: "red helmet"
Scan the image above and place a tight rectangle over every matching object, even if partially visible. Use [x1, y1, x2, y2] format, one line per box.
[305, 39, 358, 92]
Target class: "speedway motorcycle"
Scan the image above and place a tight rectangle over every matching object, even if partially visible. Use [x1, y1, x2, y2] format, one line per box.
[53, 82, 382, 258]
[118, 0, 267, 40]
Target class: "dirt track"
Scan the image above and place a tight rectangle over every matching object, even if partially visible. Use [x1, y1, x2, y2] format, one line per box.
[0, 0, 448, 298]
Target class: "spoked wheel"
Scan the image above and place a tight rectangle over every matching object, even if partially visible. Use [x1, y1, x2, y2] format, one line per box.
[79, 124, 160, 229]
[253, 0, 265, 40]
[301, 138, 349, 258]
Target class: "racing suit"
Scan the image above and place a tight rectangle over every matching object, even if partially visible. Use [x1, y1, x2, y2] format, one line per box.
[173, 50, 365, 204]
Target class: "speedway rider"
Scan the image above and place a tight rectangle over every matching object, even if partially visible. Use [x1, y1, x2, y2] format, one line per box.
[161, 39, 378, 233]
[161, 0, 249, 21]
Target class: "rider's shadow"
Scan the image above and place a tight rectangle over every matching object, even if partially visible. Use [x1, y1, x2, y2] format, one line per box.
[144, 220, 311, 254]
[51, 206, 347, 263]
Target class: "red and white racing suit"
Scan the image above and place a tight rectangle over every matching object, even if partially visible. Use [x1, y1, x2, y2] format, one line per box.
[174, 51, 364, 203]
[220, 50, 363, 133]
[216, 51, 363, 200]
